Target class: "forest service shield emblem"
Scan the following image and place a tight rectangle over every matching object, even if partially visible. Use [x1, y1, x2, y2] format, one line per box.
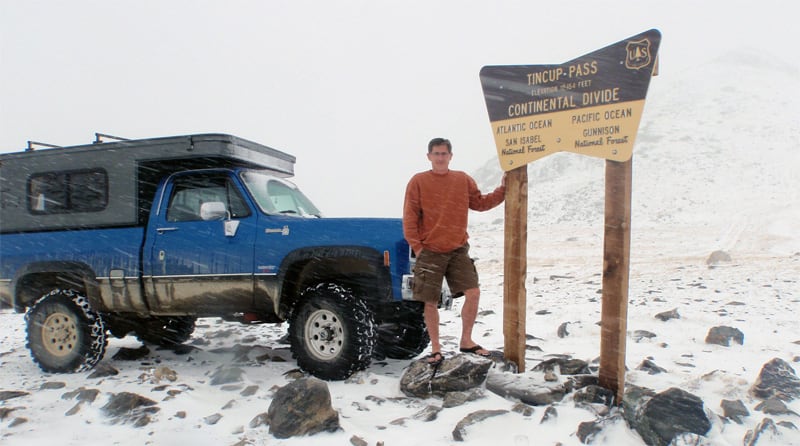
[625, 38, 652, 70]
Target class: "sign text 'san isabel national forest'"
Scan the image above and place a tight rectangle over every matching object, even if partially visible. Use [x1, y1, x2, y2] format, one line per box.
[480, 29, 661, 170]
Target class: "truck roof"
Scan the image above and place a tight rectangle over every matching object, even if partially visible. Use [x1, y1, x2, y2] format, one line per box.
[0, 133, 296, 174]
[0, 133, 296, 233]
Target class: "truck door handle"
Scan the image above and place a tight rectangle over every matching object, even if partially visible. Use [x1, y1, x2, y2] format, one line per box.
[156, 227, 179, 234]
[265, 225, 290, 236]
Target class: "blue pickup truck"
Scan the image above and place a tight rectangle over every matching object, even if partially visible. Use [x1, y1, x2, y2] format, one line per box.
[0, 133, 428, 380]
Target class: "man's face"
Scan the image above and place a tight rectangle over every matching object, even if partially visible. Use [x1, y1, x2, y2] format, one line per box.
[427, 144, 452, 172]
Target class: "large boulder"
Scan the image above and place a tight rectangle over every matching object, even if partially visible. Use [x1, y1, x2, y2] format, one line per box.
[532, 357, 591, 375]
[209, 365, 246, 385]
[754, 398, 798, 416]
[705, 326, 744, 346]
[101, 392, 160, 427]
[400, 354, 493, 398]
[267, 377, 340, 439]
[706, 250, 732, 266]
[451, 409, 509, 442]
[624, 386, 711, 446]
[621, 384, 657, 431]
[0, 391, 28, 402]
[485, 370, 567, 406]
[744, 418, 781, 446]
[720, 399, 749, 424]
[750, 358, 800, 401]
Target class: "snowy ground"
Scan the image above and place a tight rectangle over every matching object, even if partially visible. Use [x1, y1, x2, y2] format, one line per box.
[1, 214, 799, 445]
[2, 50, 800, 445]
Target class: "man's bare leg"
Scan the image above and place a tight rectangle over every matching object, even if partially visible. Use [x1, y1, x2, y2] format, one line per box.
[424, 301, 442, 362]
[459, 287, 489, 355]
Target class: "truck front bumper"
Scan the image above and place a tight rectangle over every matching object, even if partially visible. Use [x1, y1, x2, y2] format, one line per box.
[401, 273, 452, 310]
[401, 274, 414, 301]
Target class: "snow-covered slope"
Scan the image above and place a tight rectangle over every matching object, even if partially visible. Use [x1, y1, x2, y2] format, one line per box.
[471, 48, 800, 257]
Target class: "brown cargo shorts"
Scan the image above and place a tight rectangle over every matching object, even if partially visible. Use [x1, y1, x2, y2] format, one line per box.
[412, 244, 478, 303]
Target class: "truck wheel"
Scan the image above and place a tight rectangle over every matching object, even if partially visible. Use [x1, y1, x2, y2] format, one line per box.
[135, 316, 197, 346]
[289, 283, 375, 380]
[25, 289, 107, 373]
[376, 301, 430, 360]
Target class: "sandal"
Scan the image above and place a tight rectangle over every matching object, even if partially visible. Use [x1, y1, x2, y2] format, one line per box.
[426, 352, 444, 366]
[459, 345, 491, 357]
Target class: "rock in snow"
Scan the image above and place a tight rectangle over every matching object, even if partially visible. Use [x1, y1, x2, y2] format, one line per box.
[267, 377, 340, 438]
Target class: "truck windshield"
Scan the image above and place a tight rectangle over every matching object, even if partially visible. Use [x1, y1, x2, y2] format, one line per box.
[240, 170, 322, 218]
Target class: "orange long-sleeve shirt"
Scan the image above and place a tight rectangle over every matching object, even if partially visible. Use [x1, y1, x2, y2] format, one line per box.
[403, 169, 505, 254]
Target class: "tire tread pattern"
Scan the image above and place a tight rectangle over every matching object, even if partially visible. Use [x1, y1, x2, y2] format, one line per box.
[289, 283, 375, 380]
[25, 289, 108, 373]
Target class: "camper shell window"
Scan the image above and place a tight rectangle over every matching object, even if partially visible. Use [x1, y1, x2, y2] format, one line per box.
[27, 169, 108, 214]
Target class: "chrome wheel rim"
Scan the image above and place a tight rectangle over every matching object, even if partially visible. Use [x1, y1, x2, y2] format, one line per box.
[304, 309, 344, 361]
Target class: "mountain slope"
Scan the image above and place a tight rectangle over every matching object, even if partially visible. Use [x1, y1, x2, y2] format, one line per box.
[471, 49, 800, 257]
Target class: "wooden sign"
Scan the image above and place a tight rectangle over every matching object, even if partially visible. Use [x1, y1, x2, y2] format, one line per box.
[480, 29, 661, 170]
[480, 30, 661, 404]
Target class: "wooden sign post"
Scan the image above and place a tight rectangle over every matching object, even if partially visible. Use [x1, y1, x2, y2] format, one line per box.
[601, 158, 633, 403]
[479, 29, 660, 403]
[503, 166, 528, 371]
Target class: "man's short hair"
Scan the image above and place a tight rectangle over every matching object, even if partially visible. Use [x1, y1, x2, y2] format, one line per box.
[428, 138, 452, 153]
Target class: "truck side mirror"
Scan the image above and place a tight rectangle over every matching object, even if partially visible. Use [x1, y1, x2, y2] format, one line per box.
[199, 202, 239, 236]
[200, 202, 228, 221]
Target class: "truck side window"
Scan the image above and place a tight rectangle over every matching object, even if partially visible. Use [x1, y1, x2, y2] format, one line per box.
[27, 169, 108, 214]
[166, 174, 250, 222]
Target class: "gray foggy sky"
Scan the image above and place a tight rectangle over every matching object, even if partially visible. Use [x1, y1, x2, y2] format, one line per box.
[1, 0, 792, 216]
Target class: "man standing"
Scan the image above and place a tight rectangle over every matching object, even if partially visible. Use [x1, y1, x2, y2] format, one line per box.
[403, 137, 506, 365]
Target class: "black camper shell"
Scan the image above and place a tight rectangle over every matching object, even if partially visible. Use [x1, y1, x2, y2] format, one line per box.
[0, 133, 296, 233]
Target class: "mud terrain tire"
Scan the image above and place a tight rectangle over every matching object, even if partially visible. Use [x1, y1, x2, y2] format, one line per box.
[376, 300, 429, 360]
[289, 283, 375, 380]
[25, 289, 107, 373]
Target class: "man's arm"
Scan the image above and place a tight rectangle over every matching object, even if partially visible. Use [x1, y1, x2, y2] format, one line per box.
[403, 178, 424, 255]
[467, 174, 506, 212]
